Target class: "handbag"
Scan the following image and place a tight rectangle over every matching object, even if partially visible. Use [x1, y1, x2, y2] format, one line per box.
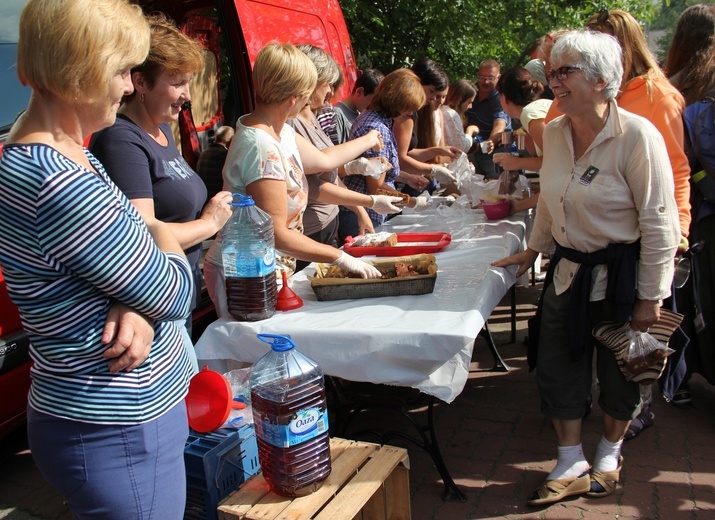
[592, 308, 684, 385]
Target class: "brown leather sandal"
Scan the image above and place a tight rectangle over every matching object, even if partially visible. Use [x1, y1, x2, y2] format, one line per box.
[527, 471, 591, 506]
[587, 456, 623, 498]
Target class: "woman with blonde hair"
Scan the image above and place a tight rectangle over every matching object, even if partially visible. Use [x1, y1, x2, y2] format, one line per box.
[441, 79, 481, 153]
[2, 0, 195, 517]
[586, 9, 690, 248]
[204, 43, 385, 319]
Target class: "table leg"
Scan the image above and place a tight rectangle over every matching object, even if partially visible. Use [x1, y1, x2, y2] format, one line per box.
[325, 380, 467, 502]
[478, 323, 510, 372]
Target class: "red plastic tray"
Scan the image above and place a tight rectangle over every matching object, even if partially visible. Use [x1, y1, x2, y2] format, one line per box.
[343, 232, 451, 257]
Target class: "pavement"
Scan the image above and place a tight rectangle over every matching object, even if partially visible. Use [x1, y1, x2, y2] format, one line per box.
[1, 279, 714, 519]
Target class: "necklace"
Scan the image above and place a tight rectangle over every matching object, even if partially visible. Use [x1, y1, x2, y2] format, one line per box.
[255, 111, 280, 141]
[601, 104, 611, 130]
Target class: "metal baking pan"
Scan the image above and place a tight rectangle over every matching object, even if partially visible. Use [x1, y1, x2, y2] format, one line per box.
[308, 254, 437, 301]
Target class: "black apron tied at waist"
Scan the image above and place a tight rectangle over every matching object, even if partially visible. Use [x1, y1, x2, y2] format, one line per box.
[527, 239, 639, 371]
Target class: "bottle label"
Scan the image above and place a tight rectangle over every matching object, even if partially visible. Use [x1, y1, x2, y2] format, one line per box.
[255, 405, 328, 448]
[225, 244, 275, 277]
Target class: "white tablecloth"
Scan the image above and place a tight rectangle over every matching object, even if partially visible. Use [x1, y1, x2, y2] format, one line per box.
[195, 206, 526, 403]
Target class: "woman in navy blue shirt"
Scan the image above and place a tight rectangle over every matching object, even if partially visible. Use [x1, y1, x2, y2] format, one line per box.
[91, 16, 233, 335]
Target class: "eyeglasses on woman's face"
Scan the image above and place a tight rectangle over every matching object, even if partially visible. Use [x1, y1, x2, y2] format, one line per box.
[546, 66, 582, 82]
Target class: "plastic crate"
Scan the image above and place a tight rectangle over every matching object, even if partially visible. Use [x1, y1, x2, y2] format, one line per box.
[184, 424, 260, 520]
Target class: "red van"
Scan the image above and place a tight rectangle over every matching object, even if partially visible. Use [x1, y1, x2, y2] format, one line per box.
[0, 0, 358, 439]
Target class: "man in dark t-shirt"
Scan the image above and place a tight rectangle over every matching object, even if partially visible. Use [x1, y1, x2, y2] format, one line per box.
[466, 59, 511, 179]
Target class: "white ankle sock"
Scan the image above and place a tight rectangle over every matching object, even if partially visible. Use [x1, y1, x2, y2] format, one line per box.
[547, 444, 590, 480]
[592, 435, 623, 473]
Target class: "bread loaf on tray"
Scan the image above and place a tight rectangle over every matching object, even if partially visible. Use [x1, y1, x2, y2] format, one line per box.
[347, 232, 398, 248]
[376, 188, 409, 206]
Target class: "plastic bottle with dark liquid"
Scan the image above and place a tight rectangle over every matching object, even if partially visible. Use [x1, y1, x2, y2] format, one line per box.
[221, 194, 277, 321]
[250, 334, 331, 497]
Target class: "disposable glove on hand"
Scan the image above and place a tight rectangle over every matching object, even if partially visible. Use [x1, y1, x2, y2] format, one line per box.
[370, 195, 403, 214]
[344, 157, 370, 176]
[333, 251, 382, 279]
[411, 197, 430, 212]
[430, 164, 456, 185]
[345, 157, 390, 178]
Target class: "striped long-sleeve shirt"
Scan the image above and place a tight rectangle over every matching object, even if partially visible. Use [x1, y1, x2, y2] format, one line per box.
[0, 143, 193, 424]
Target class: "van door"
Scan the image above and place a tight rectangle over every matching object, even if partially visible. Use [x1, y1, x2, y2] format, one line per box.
[231, 0, 357, 100]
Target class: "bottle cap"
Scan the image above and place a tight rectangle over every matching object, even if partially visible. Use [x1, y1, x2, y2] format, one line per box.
[231, 193, 255, 207]
[257, 333, 296, 352]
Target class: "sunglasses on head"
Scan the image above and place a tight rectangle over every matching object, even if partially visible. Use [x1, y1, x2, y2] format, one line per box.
[588, 8, 613, 32]
[597, 9, 610, 24]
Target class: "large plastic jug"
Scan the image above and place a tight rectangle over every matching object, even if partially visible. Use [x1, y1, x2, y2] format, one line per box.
[250, 334, 331, 497]
[221, 194, 277, 321]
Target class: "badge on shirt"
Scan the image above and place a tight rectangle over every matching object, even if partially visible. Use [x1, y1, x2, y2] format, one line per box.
[579, 166, 600, 186]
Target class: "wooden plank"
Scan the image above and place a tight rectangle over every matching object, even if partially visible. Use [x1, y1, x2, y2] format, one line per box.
[218, 439, 409, 520]
[244, 440, 378, 520]
[313, 446, 408, 520]
[218, 474, 272, 519]
[327, 436, 356, 457]
[219, 437, 360, 519]
[384, 463, 411, 520]
[360, 484, 386, 520]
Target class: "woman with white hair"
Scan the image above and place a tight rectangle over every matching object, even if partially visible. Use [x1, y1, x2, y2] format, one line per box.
[493, 30, 680, 505]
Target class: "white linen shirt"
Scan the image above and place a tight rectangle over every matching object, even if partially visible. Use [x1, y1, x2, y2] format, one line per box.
[528, 100, 679, 302]
[441, 106, 472, 152]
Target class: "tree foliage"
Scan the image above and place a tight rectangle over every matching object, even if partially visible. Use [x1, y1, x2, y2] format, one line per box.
[340, 0, 657, 81]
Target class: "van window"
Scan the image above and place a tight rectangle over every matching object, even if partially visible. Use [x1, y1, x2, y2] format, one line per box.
[0, 0, 31, 141]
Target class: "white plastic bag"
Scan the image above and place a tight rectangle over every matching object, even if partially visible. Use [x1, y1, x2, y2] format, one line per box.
[447, 152, 473, 188]
[458, 175, 496, 206]
[623, 329, 674, 379]
[222, 368, 253, 428]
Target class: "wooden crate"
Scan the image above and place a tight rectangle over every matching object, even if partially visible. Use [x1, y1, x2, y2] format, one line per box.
[218, 437, 411, 520]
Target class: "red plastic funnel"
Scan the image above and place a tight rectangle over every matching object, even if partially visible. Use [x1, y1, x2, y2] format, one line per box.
[276, 271, 303, 311]
[186, 366, 237, 432]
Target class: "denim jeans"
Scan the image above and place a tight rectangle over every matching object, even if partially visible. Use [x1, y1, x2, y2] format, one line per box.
[28, 401, 189, 519]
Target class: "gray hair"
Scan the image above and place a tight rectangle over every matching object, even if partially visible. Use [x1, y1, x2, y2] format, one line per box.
[215, 125, 234, 146]
[551, 30, 623, 100]
[295, 43, 340, 86]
